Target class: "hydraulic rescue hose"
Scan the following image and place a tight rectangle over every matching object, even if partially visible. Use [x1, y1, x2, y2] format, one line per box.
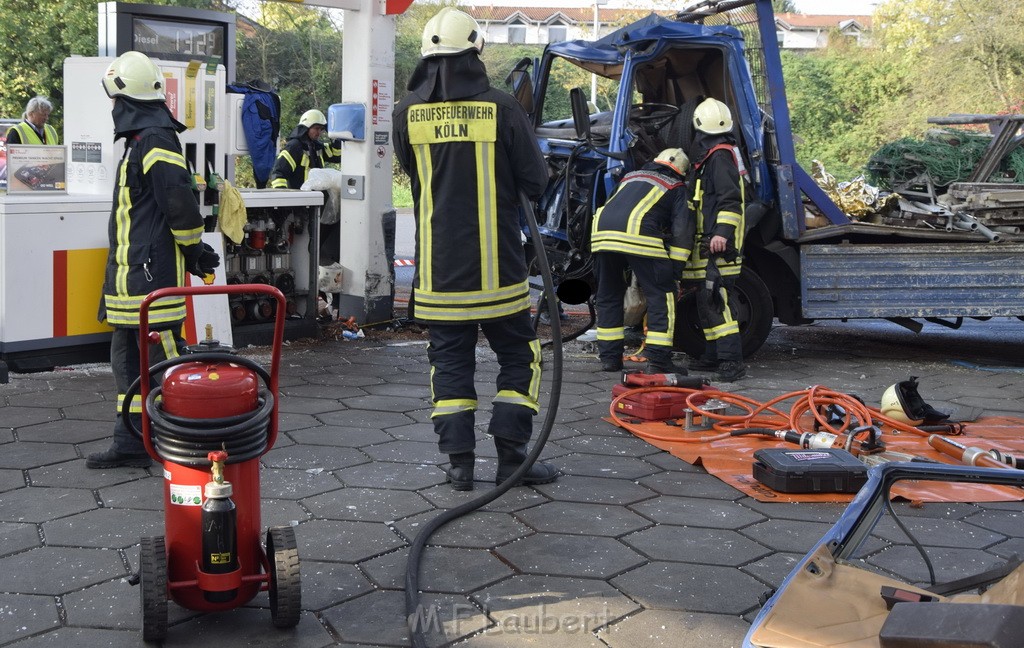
[404, 191, 564, 648]
[121, 352, 275, 467]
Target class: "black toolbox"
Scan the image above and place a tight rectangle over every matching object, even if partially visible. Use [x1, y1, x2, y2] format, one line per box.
[752, 448, 868, 494]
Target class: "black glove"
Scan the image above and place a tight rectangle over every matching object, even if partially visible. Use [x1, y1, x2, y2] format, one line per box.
[703, 262, 725, 313]
[187, 242, 220, 278]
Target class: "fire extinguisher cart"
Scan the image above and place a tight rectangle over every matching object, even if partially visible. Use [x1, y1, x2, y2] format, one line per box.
[130, 284, 300, 641]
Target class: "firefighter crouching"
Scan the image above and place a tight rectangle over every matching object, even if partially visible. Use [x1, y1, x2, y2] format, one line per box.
[591, 148, 694, 374]
[683, 97, 748, 383]
[393, 7, 559, 490]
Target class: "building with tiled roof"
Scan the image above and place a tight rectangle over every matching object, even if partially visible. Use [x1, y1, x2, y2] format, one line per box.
[775, 13, 872, 49]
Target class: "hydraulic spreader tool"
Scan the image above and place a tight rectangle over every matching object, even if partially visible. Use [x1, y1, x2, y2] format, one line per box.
[124, 284, 300, 641]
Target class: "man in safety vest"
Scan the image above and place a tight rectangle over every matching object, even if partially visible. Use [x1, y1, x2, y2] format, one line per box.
[393, 7, 558, 490]
[269, 109, 340, 189]
[683, 97, 747, 382]
[5, 96, 59, 145]
[591, 148, 693, 374]
[86, 51, 219, 469]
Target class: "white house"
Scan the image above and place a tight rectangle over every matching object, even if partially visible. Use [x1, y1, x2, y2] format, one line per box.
[464, 6, 642, 45]
[775, 13, 872, 49]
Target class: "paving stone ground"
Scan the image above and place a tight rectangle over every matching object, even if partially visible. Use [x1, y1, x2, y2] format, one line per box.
[0, 317, 1022, 647]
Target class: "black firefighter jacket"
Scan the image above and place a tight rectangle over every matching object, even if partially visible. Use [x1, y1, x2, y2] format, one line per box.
[99, 100, 205, 330]
[393, 52, 548, 323]
[683, 133, 746, 280]
[269, 126, 341, 189]
[591, 163, 693, 273]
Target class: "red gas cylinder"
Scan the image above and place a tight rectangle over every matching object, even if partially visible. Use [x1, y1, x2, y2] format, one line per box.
[162, 362, 258, 418]
[157, 361, 264, 611]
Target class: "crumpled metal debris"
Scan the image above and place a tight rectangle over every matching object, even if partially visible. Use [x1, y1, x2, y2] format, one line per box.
[811, 160, 898, 220]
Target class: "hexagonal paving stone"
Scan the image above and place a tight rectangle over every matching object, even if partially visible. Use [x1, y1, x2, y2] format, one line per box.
[871, 514, 1007, 549]
[631, 496, 766, 530]
[393, 511, 531, 548]
[362, 383, 432, 398]
[611, 561, 764, 615]
[533, 475, 657, 506]
[60, 400, 115, 423]
[261, 444, 369, 471]
[0, 406, 62, 428]
[277, 412, 322, 432]
[0, 546, 126, 595]
[383, 422, 436, 442]
[162, 609, 333, 647]
[989, 536, 1024, 560]
[740, 519, 834, 554]
[638, 471, 747, 500]
[471, 574, 640, 639]
[515, 501, 651, 537]
[317, 409, 414, 429]
[43, 508, 163, 548]
[308, 370, 387, 388]
[361, 546, 513, 592]
[335, 461, 447, 491]
[29, 459, 155, 489]
[262, 499, 312, 527]
[555, 434, 661, 457]
[964, 508, 1024, 538]
[63, 578, 196, 630]
[279, 560, 375, 612]
[15, 419, 109, 444]
[286, 425, 393, 447]
[496, 533, 645, 578]
[740, 552, 804, 590]
[740, 498, 848, 523]
[0, 486, 97, 523]
[0, 522, 42, 558]
[279, 383, 368, 400]
[643, 451, 702, 472]
[303, 487, 434, 522]
[0, 468, 26, 493]
[865, 544, 1005, 584]
[0, 593, 62, 645]
[97, 476, 165, 510]
[276, 395, 349, 416]
[554, 453, 660, 480]
[362, 440, 440, 464]
[0, 443, 78, 470]
[622, 525, 770, 565]
[295, 519, 404, 562]
[599, 609, 750, 648]
[418, 480, 547, 513]
[7, 390, 102, 409]
[259, 468, 344, 500]
[322, 590, 488, 647]
[339, 394, 430, 413]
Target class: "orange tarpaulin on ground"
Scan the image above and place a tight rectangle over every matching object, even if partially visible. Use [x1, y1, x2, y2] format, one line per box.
[614, 415, 1024, 503]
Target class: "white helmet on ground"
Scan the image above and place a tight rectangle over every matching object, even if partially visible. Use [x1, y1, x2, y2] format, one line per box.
[693, 97, 734, 135]
[653, 148, 689, 176]
[102, 51, 165, 102]
[421, 7, 485, 58]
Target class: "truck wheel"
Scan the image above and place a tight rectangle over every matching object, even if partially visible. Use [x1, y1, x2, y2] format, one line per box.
[267, 526, 301, 629]
[673, 266, 774, 359]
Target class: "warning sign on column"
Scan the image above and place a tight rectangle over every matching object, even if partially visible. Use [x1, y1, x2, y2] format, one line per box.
[372, 78, 392, 127]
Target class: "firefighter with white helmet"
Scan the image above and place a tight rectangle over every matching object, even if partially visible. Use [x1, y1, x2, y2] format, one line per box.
[269, 107, 340, 189]
[591, 148, 694, 374]
[88, 51, 219, 469]
[393, 7, 557, 490]
[684, 97, 747, 382]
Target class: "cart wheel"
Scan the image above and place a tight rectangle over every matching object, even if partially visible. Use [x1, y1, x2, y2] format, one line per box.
[266, 526, 301, 628]
[139, 536, 168, 642]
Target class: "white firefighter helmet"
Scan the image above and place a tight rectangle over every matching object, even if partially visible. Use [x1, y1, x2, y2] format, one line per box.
[102, 51, 165, 102]
[653, 148, 689, 176]
[421, 7, 485, 58]
[693, 97, 734, 135]
[880, 381, 925, 426]
[299, 109, 327, 129]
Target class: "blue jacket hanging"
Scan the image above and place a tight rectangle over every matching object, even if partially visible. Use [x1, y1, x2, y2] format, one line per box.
[227, 82, 281, 189]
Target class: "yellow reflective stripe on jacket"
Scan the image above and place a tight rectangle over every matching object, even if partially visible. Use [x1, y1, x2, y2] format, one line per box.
[596, 326, 624, 341]
[142, 148, 187, 173]
[414, 281, 528, 306]
[667, 245, 691, 262]
[645, 293, 675, 348]
[476, 141, 498, 291]
[278, 150, 297, 171]
[156, 330, 180, 361]
[591, 232, 672, 259]
[494, 389, 539, 414]
[414, 143, 433, 290]
[104, 295, 187, 326]
[625, 185, 663, 236]
[413, 292, 531, 322]
[118, 392, 143, 415]
[170, 226, 203, 247]
[114, 158, 133, 297]
[10, 122, 58, 145]
[270, 177, 289, 188]
[431, 398, 478, 418]
[717, 210, 742, 228]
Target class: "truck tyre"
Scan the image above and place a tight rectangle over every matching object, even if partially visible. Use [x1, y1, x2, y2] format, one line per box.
[673, 266, 774, 359]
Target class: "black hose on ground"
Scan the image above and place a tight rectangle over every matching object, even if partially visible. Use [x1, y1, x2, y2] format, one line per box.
[404, 191, 563, 648]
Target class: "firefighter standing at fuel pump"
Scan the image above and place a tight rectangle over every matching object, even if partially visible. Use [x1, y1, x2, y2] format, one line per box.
[684, 97, 747, 383]
[269, 109, 340, 190]
[592, 149, 693, 374]
[86, 51, 220, 469]
[393, 7, 558, 491]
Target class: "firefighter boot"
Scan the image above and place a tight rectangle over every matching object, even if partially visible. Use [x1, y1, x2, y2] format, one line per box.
[494, 437, 559, 486]
[645, 347, 687, 375]
[446, 452, 476, 491]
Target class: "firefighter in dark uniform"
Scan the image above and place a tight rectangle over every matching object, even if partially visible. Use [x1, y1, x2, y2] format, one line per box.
[683, 97, 747, 382]
[393, 7, 557, 490]
[86, 51, 220, 469]
[269, 109, 340, 189]
[592, 148, 693, 373]
[5, 96, 59, 145]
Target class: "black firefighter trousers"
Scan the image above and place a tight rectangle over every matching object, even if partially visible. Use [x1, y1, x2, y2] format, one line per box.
[427, 313, 542, 454]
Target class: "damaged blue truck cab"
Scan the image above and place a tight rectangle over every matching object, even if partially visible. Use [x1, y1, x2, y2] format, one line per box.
[518, 1, 1024, 358]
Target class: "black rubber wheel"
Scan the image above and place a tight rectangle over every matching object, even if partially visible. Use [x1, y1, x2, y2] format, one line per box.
[267, 526, 301, 628]
[674, 265, 774, 359]
[139, 535, 168, 642]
